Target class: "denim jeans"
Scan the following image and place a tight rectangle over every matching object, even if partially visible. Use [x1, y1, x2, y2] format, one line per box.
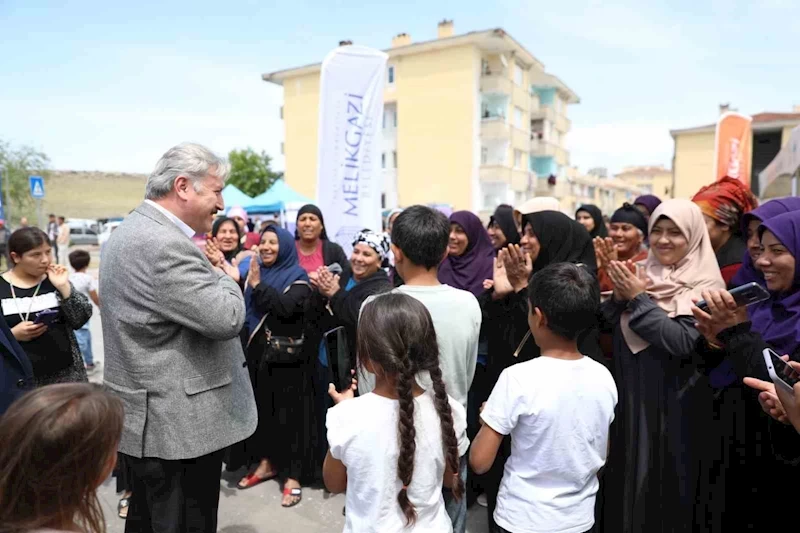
[443, 454, 468, 533]
[75, 326, 93, 366]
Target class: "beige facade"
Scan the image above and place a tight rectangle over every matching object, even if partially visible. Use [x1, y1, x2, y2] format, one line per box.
[615, 165, 673, 199]
[538, 167, 643, 215]
[263, 22, 579, 213]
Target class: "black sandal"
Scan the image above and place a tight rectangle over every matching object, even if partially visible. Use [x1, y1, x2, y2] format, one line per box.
[118, 497, 130, 519]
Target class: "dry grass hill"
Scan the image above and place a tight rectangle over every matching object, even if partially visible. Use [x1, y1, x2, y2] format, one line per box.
[17, 170, 148, 221]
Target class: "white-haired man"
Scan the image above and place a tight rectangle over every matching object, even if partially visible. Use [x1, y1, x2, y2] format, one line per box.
[101, 143, 257, 533]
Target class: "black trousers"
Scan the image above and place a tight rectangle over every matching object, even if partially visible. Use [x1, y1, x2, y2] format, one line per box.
[123, 449, 224, 533]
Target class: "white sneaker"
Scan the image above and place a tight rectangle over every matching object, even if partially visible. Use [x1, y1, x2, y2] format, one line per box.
[477, 493, 488, 507]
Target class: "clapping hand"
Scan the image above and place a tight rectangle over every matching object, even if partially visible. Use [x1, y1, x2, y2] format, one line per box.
[247, 248, 260, 288]
[594, 237, 618, 269]
[316, 267, 340, 298]
[501, 244, 532, 293]
[607, 260, 647, 301]
[47, 264, 71, 298]
[204, 238, 225, 267]
[491, 255, 513, 299]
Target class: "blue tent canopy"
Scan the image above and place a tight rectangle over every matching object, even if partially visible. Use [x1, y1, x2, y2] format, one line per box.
[221, 184, 253, 209]
[245, 179, 312, 214]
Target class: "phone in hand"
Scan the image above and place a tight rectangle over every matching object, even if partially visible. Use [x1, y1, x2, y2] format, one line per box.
[762, 348, 800, 395]
[325, 327, 352, 393]
[33, 309, 58, 326]
[696, 282, 770, 313]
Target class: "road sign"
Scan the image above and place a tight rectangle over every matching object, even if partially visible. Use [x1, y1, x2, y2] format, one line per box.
[29, 175, 45, 198]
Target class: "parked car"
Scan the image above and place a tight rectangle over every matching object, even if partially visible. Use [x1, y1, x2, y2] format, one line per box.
[98, 221, 121, 251]
[69, 225, 99, 246]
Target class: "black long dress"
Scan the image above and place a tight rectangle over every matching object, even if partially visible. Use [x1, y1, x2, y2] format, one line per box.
[243, 282, 314, 483]
[600, 294, 711, 533]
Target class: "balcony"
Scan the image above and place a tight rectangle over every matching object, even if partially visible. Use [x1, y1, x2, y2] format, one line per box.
[480, 165, 536, 193]
[530, 105, 571, 133]
[481, 117, 510, 140]
[480, 73, 513, 95]
[530, 137, 569, 166]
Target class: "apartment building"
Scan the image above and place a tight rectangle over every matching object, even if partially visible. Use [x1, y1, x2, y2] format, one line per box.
[615, 165, 673, 199]
[670, 106, 800, 198]
[549, 167, 642, 215]
[263, 20, 579, 213]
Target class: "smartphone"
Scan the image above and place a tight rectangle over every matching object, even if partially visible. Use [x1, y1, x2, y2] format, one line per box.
[325, 327, 352, 393]
[696, 282, 770, 313]
[33, 309, 59, 326]
[762, 348, 800, 395]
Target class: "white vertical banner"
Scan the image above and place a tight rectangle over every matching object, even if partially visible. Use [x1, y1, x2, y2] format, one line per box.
[316, 45, 387, 256]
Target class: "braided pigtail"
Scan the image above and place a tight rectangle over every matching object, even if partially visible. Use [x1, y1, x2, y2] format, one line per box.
[429, 364, 464, 501]
[396, 356, 418, 526]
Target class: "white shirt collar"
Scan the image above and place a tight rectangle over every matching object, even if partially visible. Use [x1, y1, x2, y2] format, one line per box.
[144, 200, 196, 238]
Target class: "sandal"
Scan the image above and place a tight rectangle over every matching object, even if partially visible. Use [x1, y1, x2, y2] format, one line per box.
[282, 487, 302, 508]
[118, 497, 130, 519]
[237, 471, 276, 490]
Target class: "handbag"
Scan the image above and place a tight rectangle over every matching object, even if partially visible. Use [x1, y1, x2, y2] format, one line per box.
[246, 281, 308, 365]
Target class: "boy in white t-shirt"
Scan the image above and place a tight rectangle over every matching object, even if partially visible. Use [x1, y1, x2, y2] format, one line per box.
[470, 263, 617, 533]
[68, 250, 99, 373]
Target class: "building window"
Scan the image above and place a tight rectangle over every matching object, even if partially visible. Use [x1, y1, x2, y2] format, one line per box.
[381, 193, 386, 209]
[279, 106, 283, 119]
[393, 109, 398, 127]
[392, 150, 398, 169]
[280, 142, 284, 155]
[514, 107, 523, 129]
[381, 153, 386, 169]
[388, 66, 395, 85]
[481, 146, 488, 165]
[481, 59, 490, 75]
[514, 63, 523, 86]
[514, 149, 523, 169]
[382, 110, 386, 129]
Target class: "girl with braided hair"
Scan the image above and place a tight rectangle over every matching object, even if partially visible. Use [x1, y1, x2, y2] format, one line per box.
[323, 292, 468, 532]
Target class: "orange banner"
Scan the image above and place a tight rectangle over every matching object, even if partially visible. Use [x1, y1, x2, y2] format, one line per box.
[714, 112, 752, 186]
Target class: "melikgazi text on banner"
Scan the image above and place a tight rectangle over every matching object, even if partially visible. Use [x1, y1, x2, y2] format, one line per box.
[316, 45, 387, 255]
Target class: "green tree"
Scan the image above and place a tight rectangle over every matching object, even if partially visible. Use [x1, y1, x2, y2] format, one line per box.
[227, 148, 281, 197]
[0, 140, 50, 223]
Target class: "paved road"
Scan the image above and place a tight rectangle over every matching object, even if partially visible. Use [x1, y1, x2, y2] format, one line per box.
[86, 300, 490, 533]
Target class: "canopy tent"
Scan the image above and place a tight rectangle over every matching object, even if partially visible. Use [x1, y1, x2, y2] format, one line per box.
[245, 179, 313, 214]
[759, 125, 800, 198]
[221, 184, 253, 209]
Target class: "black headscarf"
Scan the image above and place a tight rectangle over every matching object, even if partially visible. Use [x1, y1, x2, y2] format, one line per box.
[295, 204, 329, 241]
[576, 204, 608, 238]
[211, 217, 242, 262]
[610, 203, 649, 237]
[522, 211, 597, 275]
[488, 204, 521, 247]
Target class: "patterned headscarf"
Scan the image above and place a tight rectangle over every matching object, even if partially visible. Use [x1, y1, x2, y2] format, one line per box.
[692, 176, 758, 230]
[352, 230, 390, 260]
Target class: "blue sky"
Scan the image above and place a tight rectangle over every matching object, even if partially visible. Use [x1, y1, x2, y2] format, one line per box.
[2, 0, 799, 175]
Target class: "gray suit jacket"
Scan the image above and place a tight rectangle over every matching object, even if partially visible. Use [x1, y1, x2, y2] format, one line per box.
[100, 202, 257, 460]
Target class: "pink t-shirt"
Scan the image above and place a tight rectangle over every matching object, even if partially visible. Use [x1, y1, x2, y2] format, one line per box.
[296, 241, 324, 273]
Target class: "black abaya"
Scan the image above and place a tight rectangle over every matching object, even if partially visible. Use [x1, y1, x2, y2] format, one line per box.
[600, 294, 710, 533]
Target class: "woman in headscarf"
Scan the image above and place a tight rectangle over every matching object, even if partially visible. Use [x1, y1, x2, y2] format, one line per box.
[595, 204, 649, 294]
[487, 204, 520, 250]
[294, 204, 349, 284]
[512, 196, 560, 229]
[479, 210, 602, 530]
[576, 204, 608, 239]
[731, 197, 800, 287]
[692, 210, 800, 531]
[236, 226, 313, 508]
[633, 194, 662, 223]
[309, 229, 393, 472]
[692, 176, 758, 287]
[439, 211, 496, 297]
[600, 199, 724, 533]
[227, 206, 261, 250]
[205, 217, 255, 277]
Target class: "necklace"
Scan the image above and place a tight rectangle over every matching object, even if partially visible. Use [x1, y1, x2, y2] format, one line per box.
[6, 271, 44, 322]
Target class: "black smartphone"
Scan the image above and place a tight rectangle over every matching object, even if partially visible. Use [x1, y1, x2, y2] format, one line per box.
[325, 327, 352, 393]
[696, 282, 770, 313]
[762, 348, 800, 395]
[33, 309, 59, 326]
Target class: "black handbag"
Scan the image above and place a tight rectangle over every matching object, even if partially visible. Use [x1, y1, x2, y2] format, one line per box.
[246, 281, 308, 365]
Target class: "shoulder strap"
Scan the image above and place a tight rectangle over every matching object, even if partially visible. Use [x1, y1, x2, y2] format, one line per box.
[246, 280, 311, 348]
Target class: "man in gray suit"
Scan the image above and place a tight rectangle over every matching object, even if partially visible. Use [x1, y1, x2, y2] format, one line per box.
[101, 143, 257, 533]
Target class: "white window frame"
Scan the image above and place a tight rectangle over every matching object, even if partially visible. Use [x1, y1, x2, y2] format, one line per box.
[514, 63, 524, 86]
[387, 65, 395, 85]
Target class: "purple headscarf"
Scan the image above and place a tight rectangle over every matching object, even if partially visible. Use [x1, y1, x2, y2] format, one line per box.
[438, 211, 495, 296]
[749, 211, 800, 355]
[731, 197, 800, 287]
[634, 194, 662, 215]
